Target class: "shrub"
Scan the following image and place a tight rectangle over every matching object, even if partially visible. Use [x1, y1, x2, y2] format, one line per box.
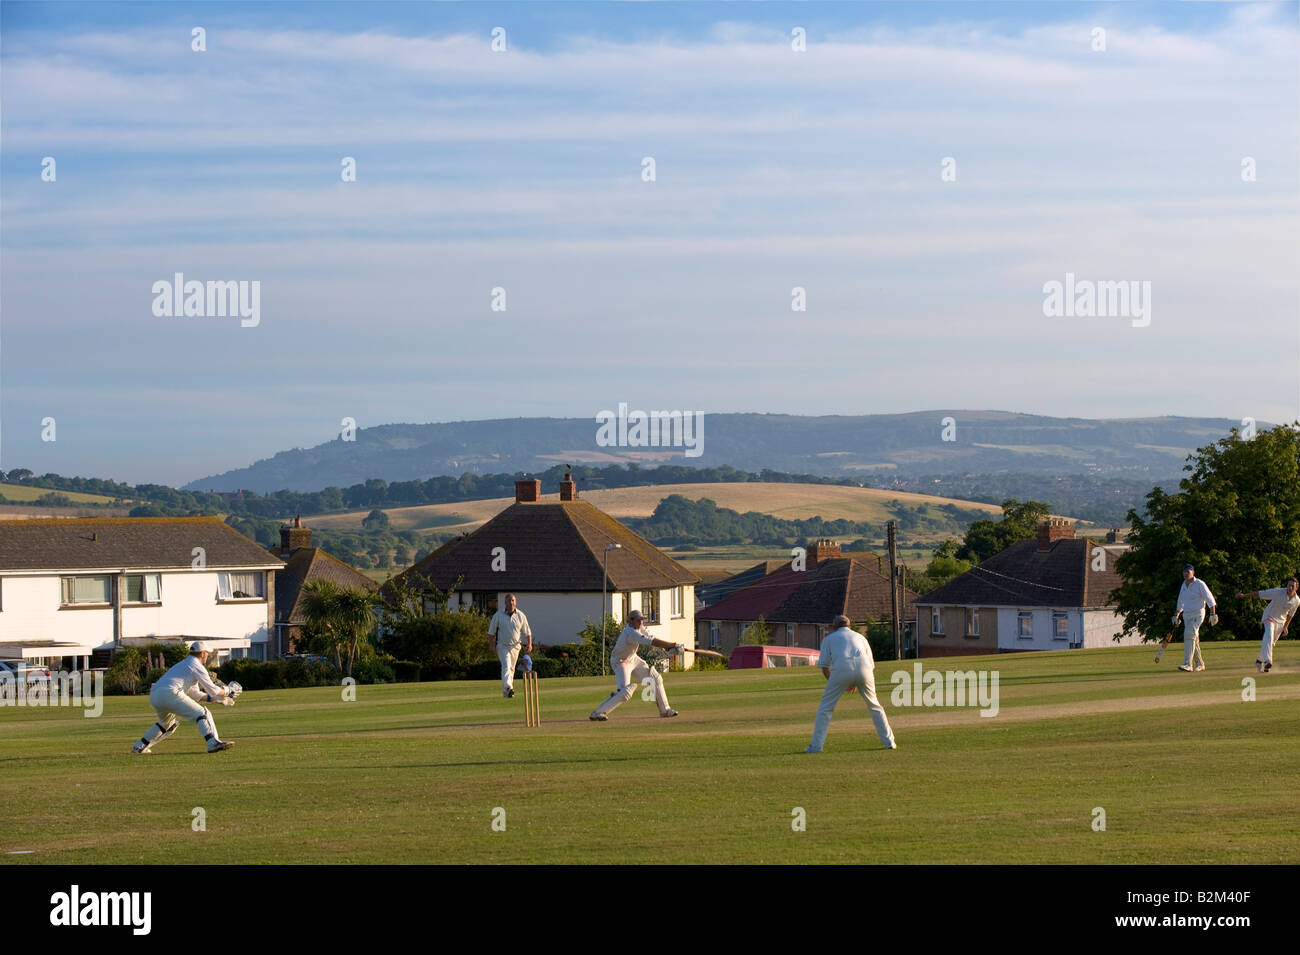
[542, 642, 604, 677]
[691, 653, 729, 671]
[464, 660, 503, 682]
[351, 657, 395, 685]
[104, 648, 146, 695]
[390, 660, 422, 683]
[530, 657, 562, 679]
[380, 610, 491, 674]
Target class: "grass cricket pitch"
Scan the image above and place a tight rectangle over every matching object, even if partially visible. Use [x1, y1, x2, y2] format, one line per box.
[2, 642, 1296, 864]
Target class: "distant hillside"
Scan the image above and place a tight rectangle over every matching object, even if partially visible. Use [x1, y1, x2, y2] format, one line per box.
[184, 412, 1247, 493]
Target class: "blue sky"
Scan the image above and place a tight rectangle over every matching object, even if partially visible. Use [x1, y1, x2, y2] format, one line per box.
[1, 1, 1297, 485]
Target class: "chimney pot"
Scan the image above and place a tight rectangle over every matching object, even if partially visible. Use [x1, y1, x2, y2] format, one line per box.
[1037, 518, 1075, 551]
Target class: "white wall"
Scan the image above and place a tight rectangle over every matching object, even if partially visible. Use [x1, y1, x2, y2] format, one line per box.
[0, 576, 111, 653]
[1081, 609, 1139, 648]
[451, 586, 696, 659]
[0, 571, 269, 656]
[994, 607, 1141, 651]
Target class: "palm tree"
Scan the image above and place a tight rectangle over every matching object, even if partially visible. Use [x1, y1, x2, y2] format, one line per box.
[301, 580, 377, 677]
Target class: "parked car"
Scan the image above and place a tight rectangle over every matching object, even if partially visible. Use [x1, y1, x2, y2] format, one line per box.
[0, 660, 53, 684]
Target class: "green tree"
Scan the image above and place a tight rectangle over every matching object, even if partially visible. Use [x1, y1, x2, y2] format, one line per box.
[740, 616, 772, 646]
[300, 580, 378, 677]
[381, 610, 491, 679]
[1114, 424, 1300, 643]
[956, 499, 1052, 563]
[362, 508, 390, 531]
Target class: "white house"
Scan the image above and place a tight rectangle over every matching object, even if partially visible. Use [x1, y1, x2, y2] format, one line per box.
[916, 521, 1140, 656]
[0, 517, 284, 667]
[382, 477, 699, 654]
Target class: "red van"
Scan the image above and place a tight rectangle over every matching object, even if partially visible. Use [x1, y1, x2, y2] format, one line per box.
[727, 645, 821, 669]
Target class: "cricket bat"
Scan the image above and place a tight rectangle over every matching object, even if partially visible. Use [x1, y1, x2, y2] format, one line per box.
[1154, 631, 1175, 662]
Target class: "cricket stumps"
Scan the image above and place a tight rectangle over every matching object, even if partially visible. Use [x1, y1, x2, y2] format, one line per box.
[522, 671, 540, 728]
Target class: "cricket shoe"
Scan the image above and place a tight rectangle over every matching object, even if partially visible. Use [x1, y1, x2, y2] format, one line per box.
[803, 747, 822, 754]
[206, 739, 234, 753]
[507, 688, 515, 698]
[660, 709, 679, 718]
[1256, 660, 1264, 673]
[588, 712, 608, 721]
[1264, 662, 1272, 673]
[132, 740, 153, 755]
[886, 742, 899, 750]
[1177, 664, 1194, 672]
[1194, 665, 1206, 672]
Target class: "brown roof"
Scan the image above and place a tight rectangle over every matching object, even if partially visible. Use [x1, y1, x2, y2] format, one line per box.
[698, 556, 918, 626]
[275, 548, 377, 625]
[918, 538, 1125, 609]
[384, 501, 698, 594]
[0, 517, 283, 572]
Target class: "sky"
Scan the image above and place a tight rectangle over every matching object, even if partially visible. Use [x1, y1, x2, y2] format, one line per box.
[1, 1, 1297, 486]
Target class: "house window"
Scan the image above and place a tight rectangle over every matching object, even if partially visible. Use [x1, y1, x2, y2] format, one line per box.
[641, 590, 660, 624]
[786, 624, 795, 646]
[1017, 612, 1033, 639]
[670, 586, 684, 618]
[931, 607, 943, 635]
[470, 592, 497, 614]
[61, 575, 111, 605]
[1053, 611, 1069, 641]
[966, 609, 979, 637]
[709, 622, 720, 648]
[124, 574, 162, 604]
[217, 572, 266, 600]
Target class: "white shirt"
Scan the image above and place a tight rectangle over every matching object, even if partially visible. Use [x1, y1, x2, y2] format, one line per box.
[816, 627, 875, 672]
[154, 656, 222, 698]
[1258, 588, 1300, 624]
[1176, 578, 1216, 614]
[610, 624, 654, 665]
[488, 609, 531, 648]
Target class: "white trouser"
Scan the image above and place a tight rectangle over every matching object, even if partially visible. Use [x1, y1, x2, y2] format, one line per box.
[498, 643, 521, 694]
[1260, 618, 1283, 666]
[148, 685, 217, 744]
[592, 656, 671, 717]
[809, 665, 894, 751]
[1182, 608, 1205, 668]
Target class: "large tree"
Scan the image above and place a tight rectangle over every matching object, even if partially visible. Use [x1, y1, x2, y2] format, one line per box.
[956, 499, 1052, 563]
[1113, 424, 1300, 643]
[300, 580, 378, 677]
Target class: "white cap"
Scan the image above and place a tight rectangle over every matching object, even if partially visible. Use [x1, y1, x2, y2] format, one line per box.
[190, 640, 213, 653]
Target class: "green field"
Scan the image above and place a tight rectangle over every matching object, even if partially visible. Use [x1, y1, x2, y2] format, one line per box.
[2, 642, 1296, 864]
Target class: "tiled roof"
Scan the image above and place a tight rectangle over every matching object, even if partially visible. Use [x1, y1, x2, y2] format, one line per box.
[697, 556, 918, 625]
[918, 538, 1125, 609]
[0, 517, 283, 572]
[383, 501, 698, 594]
[697, 560, 786, 607]
[274, 548, 377, 625]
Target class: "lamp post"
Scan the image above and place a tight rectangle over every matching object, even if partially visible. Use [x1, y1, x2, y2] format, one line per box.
[602, 543, 621, 677]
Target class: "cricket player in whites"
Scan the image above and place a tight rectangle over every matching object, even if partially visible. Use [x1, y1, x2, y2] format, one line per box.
[1174, 563, 1217, 672]
[132, 641, 237, 754]
[489, 594, 532, 699]
[805, 615, 896, 753]
[589, 609, 684, 721]
[1237, 577, 1300, 673]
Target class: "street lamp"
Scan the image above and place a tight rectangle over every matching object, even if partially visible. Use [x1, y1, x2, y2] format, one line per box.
[602, 543, 621, 676]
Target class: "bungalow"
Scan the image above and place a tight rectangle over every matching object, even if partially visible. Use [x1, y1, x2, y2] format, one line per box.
[916, 520, 1137, 656]
[696, 540, 919, 655]
[0, 516, 283, 667]
[383, 476, 699, 651]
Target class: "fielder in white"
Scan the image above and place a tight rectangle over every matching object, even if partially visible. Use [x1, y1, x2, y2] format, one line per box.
[1237, 577, 1299, 673]
[805, 616, 896, 753]
[1173, 563, 1217, 672]
[488, 594, 532, 699]
[132, 642, 236, 754]
[589, 609, 683, 721]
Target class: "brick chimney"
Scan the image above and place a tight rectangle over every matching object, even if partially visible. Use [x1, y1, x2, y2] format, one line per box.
[515, 479, 541, 503]
[280, 515, 312, 556]
[1106, 528, 1127, 544]
[1037, 518, 1075, 551]
[559, 471, 578, 501]
[807, 539, 842, 569]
